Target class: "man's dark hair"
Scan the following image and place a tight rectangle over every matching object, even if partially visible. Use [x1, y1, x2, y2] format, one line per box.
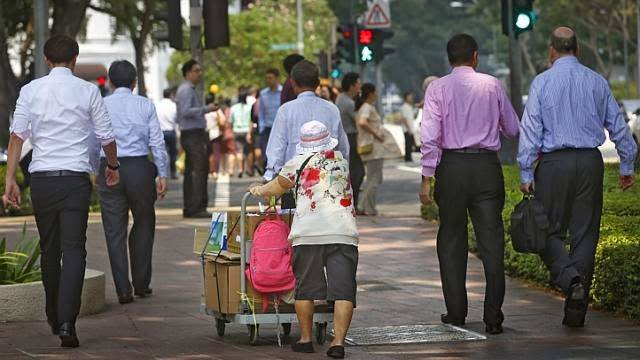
[291, 60, 320, 89]
[446, 33, 478, 65]
[550, 30, 578, 54]
[163, 87, 176, 99]
[108, 60, 137, 88]
[266, 68, 280, 77]
[182, 59, 199, 77]
[341, 72, 360, 92]
[44, 34, 79, 64]
[283, 54, 305, 75]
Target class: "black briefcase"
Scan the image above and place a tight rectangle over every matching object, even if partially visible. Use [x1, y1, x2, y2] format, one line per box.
[510, 194, 549, 254]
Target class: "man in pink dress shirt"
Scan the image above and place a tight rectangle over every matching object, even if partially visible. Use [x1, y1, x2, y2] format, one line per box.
[419, 34, 520, 335]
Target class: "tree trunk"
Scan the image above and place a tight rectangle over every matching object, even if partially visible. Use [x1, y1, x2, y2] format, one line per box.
[50, 0, 90, 37]
[133, 38, 147, 97]
[0, 3, 19, 147]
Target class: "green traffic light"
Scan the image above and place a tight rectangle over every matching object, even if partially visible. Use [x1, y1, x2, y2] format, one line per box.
[331, 69, 342, 79]
[361, 46, 374, 62]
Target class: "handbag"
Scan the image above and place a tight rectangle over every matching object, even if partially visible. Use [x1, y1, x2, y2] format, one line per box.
[510, 194, 549, 254]
[357, 143, 373, 155]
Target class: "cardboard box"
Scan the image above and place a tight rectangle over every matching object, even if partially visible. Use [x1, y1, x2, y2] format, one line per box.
[203, 258, 262, 314]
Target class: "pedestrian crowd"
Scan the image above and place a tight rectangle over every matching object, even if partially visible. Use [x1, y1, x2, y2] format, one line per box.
[2, 25, 637, 360]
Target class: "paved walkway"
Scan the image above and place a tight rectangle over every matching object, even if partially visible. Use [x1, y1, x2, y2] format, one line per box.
[1, 163, 639, 359]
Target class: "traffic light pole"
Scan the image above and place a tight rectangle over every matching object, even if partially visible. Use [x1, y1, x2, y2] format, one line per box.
[502, 0, 523, 165]
[33, 0, 48, 79]
[190, 0, 203, 97]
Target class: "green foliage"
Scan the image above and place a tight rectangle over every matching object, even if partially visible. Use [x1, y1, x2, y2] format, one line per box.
[0, 223, 41, 285]
[421, 164, 640, 320]
[167, 0, 336, 97]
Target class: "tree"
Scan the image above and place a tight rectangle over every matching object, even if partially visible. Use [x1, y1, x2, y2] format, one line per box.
[89, 0, 160, 97]
[0, 0, 90, 146]
[167, 0, 335, 97]
[376, 0, 495, 96]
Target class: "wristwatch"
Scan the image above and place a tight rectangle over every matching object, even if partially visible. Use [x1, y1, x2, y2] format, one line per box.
[107, 161, 120, 170]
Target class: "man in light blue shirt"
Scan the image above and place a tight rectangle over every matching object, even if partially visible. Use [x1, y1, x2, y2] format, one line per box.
[264, 60, 349, 208]
[518, 27, 636, 328]
[258, 68, 282, 166]
[265, 61, 349, 179]
[98, 60, 169, 305]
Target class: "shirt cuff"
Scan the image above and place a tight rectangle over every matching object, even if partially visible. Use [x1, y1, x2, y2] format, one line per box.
[620, 161, 635, 177]
[520, 169, 535, 184]
[99, 137, 116, 147]
[264, 169, 275, 182]
[11, 130, 31, 141]
[422, 166, 435, 177]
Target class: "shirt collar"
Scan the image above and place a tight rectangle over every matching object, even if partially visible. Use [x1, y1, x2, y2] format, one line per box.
[451, 66, 476, 75]
[49, 67, 73, 76]
[114, 87, 133, 95]
[552, 56, 579, 67]
[297, 91, 316, 99]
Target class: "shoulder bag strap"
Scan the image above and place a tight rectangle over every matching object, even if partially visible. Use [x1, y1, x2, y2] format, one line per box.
[294, 153, 316, 202]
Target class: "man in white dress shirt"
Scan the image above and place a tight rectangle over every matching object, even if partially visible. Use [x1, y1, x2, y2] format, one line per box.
[3, 35, 120, 348]
[98, 60, 169, 305]
[156, 87, 178, 179]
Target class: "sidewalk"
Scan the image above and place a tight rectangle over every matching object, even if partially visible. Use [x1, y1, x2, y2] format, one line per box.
[1, 167, 639, 359]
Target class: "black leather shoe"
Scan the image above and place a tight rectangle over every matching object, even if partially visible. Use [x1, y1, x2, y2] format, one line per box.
[48, 319, 59, 335]
[118, 293, 134, 304]
[327, 345, 345, 358]
[291, 341, 315, 353]
[563, 282, 586, 327]
[134, 288, 153, 298]
[184, 211, 212, 219]
[441, 313, 465, 326]
[485, 324, 503, 335]
[58, 322, 79, 348]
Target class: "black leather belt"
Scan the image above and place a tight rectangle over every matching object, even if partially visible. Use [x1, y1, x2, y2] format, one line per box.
[32, 170, 88, 178]
[446, 148, 496, 154]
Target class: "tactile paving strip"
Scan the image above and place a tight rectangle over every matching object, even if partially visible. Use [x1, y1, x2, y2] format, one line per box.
[343, 324, 486, 346]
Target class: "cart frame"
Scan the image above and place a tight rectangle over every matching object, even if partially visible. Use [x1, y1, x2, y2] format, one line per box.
[204, 192, 334, 345]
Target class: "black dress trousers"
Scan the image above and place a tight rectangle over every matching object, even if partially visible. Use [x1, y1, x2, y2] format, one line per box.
[534, 149, 604, 301]
[180, 129, 209, 215]
[98, 157, 157, 296]
[30, 174, 92, 325]
[434, 151, 506, 326]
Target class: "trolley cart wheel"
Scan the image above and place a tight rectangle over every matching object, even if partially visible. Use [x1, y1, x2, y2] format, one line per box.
[248, 324, 260, 345]
[282, 323, 292, 336]
[215, 318, 226, 337]
[315, 322, 327, 344]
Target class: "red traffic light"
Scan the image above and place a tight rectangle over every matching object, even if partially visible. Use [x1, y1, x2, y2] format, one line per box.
[358, 29, 373, 45]
[342, 29, 352, 39]
[97, 75, 106, 86]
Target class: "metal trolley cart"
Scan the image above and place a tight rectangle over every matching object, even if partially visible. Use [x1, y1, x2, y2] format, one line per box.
[204, 192, 334, 345]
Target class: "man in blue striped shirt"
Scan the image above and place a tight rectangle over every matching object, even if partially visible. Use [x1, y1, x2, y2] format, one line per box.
[518, 27, 637, 328]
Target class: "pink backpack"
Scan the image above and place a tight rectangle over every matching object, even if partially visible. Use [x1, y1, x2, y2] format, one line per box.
[245, 218, 296, 311]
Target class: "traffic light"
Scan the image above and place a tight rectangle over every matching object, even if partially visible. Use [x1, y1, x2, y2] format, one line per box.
[153, 0, 183, 50]
[502, 0, 537, 37]
[372, 29, 394, 63]
[336, 24, 356, 64]
[204, 0, 230, 49]
[358, 28, 375, 63]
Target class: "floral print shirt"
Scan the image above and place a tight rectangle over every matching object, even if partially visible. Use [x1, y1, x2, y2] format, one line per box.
[279, 150, 359, 246]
